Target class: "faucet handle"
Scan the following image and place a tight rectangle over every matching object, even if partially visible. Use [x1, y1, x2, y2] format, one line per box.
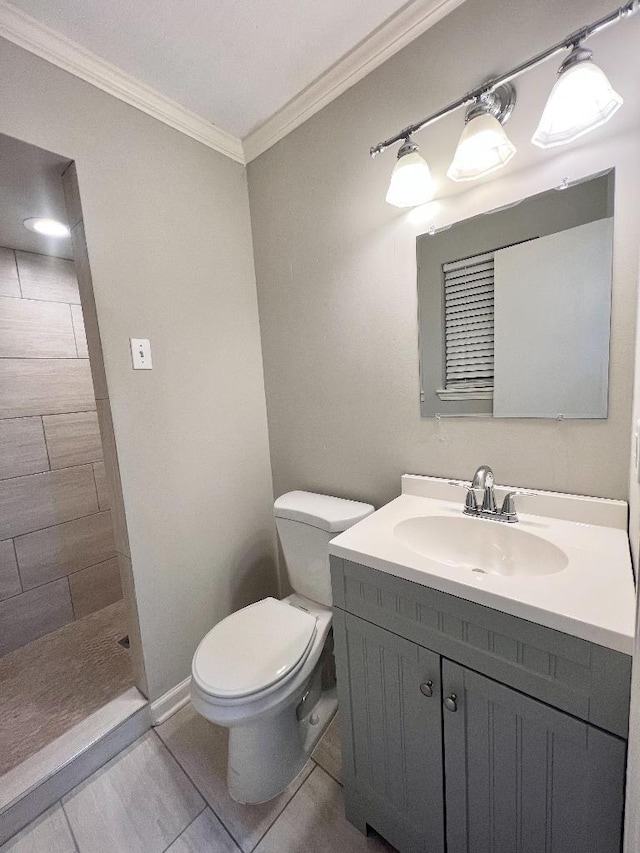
[499, 490, 535, 522]
[447, 481, 478, 513]
[464, 488, 478, 513]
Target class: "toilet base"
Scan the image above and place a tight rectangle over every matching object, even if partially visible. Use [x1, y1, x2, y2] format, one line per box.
[227, 685, 337, 804]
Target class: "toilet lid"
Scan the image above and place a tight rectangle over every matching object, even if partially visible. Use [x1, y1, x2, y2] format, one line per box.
[192, 598, 317, 699]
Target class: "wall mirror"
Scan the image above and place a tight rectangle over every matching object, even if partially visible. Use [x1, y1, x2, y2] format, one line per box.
[417, 170, 614, 419]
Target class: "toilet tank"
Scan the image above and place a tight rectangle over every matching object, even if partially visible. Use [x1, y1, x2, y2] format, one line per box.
[274, 491, 374, 606]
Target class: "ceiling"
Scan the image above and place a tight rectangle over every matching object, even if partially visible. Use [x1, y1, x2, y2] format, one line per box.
[8, 0, 419, 140]
[0, 133, 72, 259]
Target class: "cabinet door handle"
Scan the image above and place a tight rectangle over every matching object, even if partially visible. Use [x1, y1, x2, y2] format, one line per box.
[444, 693, 458, 712]
[419, 680, 434, 697]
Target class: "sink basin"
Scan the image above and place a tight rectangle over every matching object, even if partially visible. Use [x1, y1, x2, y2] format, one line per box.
[393, 515, 568, 577]
[329, 475, 635, 652]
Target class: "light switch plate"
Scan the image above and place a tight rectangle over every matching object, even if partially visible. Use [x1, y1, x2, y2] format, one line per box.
[130, 338, 152, 370]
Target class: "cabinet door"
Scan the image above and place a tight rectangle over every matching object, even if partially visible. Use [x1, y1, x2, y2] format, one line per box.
[333, 609, 445, 853]
[442, 660, 626, 853]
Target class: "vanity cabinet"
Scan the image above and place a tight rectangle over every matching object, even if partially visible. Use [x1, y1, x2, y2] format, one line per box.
[331, 557, 630, 853]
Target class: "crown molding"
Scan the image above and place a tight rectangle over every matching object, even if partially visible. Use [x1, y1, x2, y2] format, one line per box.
[0, 1, 245, 164]
[242, 0, 466, 162]
[0, 0, 466, 166]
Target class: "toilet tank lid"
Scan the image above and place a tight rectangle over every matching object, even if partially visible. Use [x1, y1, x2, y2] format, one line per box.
[274, 490, 374, 532]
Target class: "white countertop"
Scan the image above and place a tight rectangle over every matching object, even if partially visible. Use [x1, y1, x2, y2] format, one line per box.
[329, 475, 637, 655]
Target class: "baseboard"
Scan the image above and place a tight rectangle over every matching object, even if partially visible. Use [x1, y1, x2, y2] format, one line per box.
[150, 676, 191, 726]
[0, 688, 149, 845]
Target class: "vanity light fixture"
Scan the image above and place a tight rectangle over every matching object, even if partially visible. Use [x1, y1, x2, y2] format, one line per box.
[385, 136, 435, 208]
[532, 46, 623, 148]
[23, 217, 70, 237]
[371, 0, 637, 206]
[446, 85, 517, 182]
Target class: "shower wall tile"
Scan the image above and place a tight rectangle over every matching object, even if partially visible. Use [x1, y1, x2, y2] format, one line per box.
[15, 252, 80, 304]
[0, 578, 74, 655]
[93, 462, 111, 511]
[43, 411, 102, 470]
[0, 539, 21, 600]
[0, 247, 20, 298]
[0, 245, 124, 655]
[71, 304, 88, 357]
[15, 511, 116, 589]
[0, 297, 77, 358]
[0, 418, 49, 480]
[0, 466, 98, 540]
[69, 557, 123, 618]
[0, 359, 95, 419]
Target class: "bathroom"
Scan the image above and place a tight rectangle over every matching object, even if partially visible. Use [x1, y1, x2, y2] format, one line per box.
[0, 0, 639, 850]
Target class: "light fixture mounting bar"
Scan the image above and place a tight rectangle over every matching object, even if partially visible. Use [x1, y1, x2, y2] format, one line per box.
[370, 0, 638, 158]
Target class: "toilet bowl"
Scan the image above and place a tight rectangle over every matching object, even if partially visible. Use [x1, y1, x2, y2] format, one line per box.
[190, 491, 373, 804]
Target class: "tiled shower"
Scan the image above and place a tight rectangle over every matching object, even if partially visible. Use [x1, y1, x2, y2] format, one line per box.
[0, 246, 124, 657]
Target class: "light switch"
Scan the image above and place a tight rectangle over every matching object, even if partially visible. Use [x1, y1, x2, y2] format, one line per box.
[130, 338, 152, 370]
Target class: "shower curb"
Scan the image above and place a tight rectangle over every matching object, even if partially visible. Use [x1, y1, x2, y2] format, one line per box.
[0, 688, 149, 845]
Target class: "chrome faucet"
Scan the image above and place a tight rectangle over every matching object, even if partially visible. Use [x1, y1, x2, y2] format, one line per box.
[471, 465, 496, 514]
[450, 466, 529, 523]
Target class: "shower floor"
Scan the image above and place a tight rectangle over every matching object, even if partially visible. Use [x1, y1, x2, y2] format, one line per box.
[0, 600, 133, 777]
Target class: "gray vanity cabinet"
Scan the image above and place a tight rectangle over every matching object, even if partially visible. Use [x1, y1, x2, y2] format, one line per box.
[333, 610, 445, 853]
[443, 660, 626, 853]
[331, 557, 630, 853]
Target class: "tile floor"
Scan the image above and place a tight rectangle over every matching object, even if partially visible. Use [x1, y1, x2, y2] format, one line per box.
[0, 706, 397, 852]
[0, 600, 132, 775]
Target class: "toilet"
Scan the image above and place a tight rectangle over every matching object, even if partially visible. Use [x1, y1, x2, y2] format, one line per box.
[190, 490, 374, 804]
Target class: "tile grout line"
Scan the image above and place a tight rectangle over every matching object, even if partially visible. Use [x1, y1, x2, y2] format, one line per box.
[0, 296, 81, 306]
[0, 356, 86, 362]
[40, 415, 53, 473]
[313, 759, 342, 788]
[152, 728, 246, 850]
[13, 250, 23, 299]
[68, 573, 78, 620]
[0, 456, 103, 485]
[12, 244, 76, 262]
[136, 732, 224, 851]
[7, 507, 111, 547]
[60, 799, 82, 853]
[0, 293, 79, 306]
[69, 303, 81, 359]
[157, 802, 209, 853]
[90, 463, 101, 515]
[3, 502, 107, 543]
[0, 409, 98, 424]
[247, 760, 319, 853]
[10, 536, 24, 595]
[0, 356, 91, 360]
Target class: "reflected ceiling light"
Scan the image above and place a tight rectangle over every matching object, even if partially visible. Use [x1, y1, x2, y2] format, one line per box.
[532, 46, 623, 148]
[385, 136, 435, 208]
[23, 218, 70, 237]
[370, 1, 635, 202]
[447, 85, 517, 182]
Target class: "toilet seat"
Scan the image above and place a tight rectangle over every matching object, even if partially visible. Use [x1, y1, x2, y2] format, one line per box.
[192, 597, 317, 701]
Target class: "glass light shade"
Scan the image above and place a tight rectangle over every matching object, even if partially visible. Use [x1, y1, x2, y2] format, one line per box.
[446, 113, 516, 182]
[385, 150, 435, 208]
[532, 59, 623, 149]
[23, 217, 70, 237]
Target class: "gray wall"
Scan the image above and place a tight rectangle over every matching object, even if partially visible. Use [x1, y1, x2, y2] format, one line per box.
[0, 38, 276, 700]
[248, 0, 640, 517]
